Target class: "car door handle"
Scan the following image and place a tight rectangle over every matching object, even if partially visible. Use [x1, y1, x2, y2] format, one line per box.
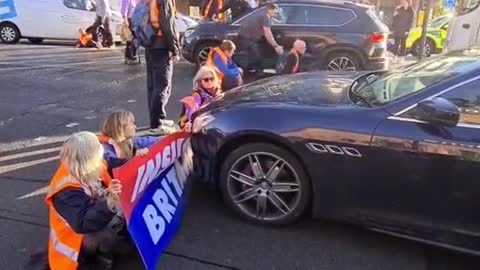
[462, 23, 470, 29]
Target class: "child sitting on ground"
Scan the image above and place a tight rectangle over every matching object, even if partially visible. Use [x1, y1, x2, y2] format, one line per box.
[179, 66, 223, 132]
[99, 110, 160, 172]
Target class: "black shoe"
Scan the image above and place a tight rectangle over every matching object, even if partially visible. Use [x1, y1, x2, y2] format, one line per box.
[96, 254, 113, 270]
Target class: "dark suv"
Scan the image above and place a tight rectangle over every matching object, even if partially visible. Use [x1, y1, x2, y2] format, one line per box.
[182, 0, 389, 71]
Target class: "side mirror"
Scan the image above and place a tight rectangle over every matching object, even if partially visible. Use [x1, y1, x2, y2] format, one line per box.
[416, 97, 460, 127]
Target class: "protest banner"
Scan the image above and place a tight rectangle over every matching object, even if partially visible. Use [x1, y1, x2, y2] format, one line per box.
[114, 132, 193, 270]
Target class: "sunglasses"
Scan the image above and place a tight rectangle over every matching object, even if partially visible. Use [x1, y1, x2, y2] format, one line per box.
[201, 77, 214, 82]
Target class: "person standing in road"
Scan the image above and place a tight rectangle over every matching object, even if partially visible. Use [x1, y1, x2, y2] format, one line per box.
[121, 0, 140, 63]
[145, 0, 180, 134]
[215, 0, 252, 21]
[201, 0, 223, 21]
[237, 3, 283, 75]
[88, 0, 114, 47]
[391, 0, 414, 63]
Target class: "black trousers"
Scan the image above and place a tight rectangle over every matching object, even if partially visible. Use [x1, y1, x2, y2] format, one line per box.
[125, 18, 138, 60]
[237, 37, 262, 71]
[393, 34, 408, 57]
[87, 16, 113, 46]
[145, 48, 173, 129]
[222, 74, 243, 91]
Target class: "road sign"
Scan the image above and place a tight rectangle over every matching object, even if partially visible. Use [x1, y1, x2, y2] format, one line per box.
[445, 0, 455, 9]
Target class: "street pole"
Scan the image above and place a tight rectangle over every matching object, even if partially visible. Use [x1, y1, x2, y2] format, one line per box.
[417, 0, 434, 60]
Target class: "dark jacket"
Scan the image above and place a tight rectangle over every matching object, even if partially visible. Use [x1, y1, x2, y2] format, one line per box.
[152, 0, 180, 56]
[281, 51, 302, 74]
[53, 188, 115, 234]
[101, 136, 159, 173]
[217, 0, 251, 20]
[391, 6, 414, 36]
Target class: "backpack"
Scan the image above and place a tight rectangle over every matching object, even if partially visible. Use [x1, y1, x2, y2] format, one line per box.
[131, 0, 157, 48]
[275, 51, 289, 74]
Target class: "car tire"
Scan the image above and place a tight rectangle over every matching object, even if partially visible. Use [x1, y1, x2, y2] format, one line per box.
[195, 41, 219, 68]
[0, 22, 20, 44]
[219, 142, 311, 225]
[324, 51, 360, 71]
[412, 38, 435, 57]
[28, 38, 44, 44]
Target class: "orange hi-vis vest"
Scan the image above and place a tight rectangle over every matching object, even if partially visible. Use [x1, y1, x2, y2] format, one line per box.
[149, 0, 177, 37]
[206, 47, 228, 82]
[45, 163, 112, 270]
[204, 0, 223, 20]
[78, 32, 92, 46]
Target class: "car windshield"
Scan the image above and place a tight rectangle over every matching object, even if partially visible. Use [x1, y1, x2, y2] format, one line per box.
[428, 16, 449, 28]
[354, 52, 480, 106]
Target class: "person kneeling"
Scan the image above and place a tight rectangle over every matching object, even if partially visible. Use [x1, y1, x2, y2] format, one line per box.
[46, 131, 128, 270]
[279, 40, 306, 74]
[99, 110, 159, 173]
[179, 66, 222, 131]
[206, 40, 243, 91]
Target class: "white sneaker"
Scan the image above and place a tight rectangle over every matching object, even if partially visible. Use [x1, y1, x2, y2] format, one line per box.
[159, 119, 175, 127]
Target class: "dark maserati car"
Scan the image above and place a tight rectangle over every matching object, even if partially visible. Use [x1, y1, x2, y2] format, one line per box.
[190, 48, 480, 255]
[182, 0, 389, 71]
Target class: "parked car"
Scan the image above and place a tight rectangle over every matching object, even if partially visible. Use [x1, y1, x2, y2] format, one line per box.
[0, 0, 123, 45]
[0, 0, 197, 45]
[190, 47, 480, 256]
[406, 14, 452, 57]
[182, 0, 389, 71]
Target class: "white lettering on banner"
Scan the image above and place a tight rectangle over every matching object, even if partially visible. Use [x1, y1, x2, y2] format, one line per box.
[142, 168, 184, 245]
[131, 138, 185, 203]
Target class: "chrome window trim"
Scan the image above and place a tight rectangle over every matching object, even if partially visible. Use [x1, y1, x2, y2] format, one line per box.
[232, 4, 357, 27]
[388, 75, 480, 129]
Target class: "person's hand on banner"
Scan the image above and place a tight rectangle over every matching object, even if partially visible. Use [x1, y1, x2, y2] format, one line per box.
[136, 148, 150, 156]
[107, 179, 122, 211]
[184, 122, 192, 133]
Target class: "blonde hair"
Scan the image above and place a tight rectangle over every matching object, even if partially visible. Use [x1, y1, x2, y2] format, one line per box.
[101, 110, 134, 142]
[60, 131, 103, 185]
[101, 110, 135, 159]
[193, 65, 221, 90]
[220, 40, 236, 52]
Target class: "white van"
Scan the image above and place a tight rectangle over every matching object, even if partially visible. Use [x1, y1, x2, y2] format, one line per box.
[0, 0, 123, 44]
[446, 0, 480, 51]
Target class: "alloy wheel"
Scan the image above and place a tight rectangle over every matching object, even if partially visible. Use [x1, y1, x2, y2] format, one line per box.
[197, 47, 210, 66]
[226, 152, 302, 222]
[0, 26, 16, 42]
[327, 56, 356, 71]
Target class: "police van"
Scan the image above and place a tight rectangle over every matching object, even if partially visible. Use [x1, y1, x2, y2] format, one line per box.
[446, 0, 480, 51]
[0, 0, 123, 44]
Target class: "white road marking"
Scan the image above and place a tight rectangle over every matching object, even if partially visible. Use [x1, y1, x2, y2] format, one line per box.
[17, 186, 48, 200]
[0, 156, 59, 175]
[0, 146, 61, 162]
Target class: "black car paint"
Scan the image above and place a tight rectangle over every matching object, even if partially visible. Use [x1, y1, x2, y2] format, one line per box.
[190, 58, 480, 255]
[182, 0, 388, 70]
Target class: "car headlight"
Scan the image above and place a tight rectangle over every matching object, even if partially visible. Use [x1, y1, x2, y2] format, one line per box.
[192, 113, 215, 134]
[184, 29, 195, 38]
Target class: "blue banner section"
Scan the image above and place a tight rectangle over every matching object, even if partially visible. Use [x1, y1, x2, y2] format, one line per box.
[0, 0, 17, 20]
[127, 165, 187, 270]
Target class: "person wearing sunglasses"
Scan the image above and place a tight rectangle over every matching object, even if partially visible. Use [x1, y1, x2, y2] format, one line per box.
[178, 66, 223, 131]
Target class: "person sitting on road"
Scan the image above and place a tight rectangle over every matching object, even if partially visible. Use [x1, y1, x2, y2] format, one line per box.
[45, 131, 131, 270]
[279, 40, 307, 74]
[206, 40, 243, 91]
[179, 66, 223, 131]
[76, 28, 102, 48]
[99, 110, 159, 172]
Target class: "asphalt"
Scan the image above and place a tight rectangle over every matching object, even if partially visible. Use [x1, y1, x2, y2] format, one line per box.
[1, 41, 479, 270]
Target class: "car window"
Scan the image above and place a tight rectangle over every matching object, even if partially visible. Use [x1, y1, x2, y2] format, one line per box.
[356, 53, 480, 106]
[300, 6, 355, 26]
[63, 0, 95, 11]
[440, 80, 480, 125]
[272, 5, 297, 25]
